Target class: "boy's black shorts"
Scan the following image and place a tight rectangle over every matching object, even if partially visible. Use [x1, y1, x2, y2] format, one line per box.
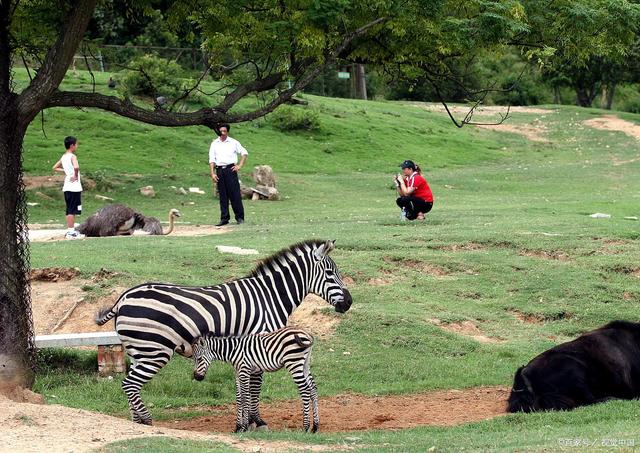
[64, 191, 82, 215]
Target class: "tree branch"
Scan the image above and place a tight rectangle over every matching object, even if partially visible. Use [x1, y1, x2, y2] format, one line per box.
[46, 91, 227, 129]
[17, 0, 97, 120]
[45, 16, 389, 130]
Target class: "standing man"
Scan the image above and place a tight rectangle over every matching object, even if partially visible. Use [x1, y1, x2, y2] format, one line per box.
[209, 123, 248, 226]
[52, 136, 84, 239]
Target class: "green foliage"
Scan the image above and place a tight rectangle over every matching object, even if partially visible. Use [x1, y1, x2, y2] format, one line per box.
[118, 55, 186, 99]
[269, 105, 321, 131]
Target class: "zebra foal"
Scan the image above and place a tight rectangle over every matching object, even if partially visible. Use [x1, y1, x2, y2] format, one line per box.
[192, 327, 319, 433]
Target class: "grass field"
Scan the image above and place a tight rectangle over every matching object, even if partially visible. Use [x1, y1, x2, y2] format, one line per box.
[21, 69, 640, 451]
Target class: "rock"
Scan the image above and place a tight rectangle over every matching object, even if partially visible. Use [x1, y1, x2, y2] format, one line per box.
[140, 186, 155, 197]
[216, 245, 259, 255]
[252, 165, 277, 187]
[188, 187, 205, 195]
[254, 185, 280, 201]
[95, 194, 114, 201]
[589, 213, 611, 218]
[178, 187, 188, 195]
[251, 192, 261, 201]
[240, 185, 254, 199]
[624, 216, 638, 221]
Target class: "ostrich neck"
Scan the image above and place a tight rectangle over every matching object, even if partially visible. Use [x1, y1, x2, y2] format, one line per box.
[163, 213, 175, 235]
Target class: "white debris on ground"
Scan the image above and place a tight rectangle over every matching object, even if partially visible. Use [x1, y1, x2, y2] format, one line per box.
[188, 187, 206, 194]
[589, 213, 611, 219]
[216, 245, 259, 255]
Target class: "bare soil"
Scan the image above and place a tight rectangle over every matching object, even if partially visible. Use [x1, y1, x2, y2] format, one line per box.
[583, 115, 640, 165]
[384, 257, 452, 278]
[29, 267, 79, 282]
[288, 295, 341, 339]
[428, 319, 503, 344]
[28, 224, 230, 242]
[411, 103, 553, 116]
[583, 115, 640, 140]
[430, 242, 486, 252]
[476, 122, 549, 143]
[0, 396, 338, 453]
[519, 249, 570, 261]
[24, 175, 64, 190]
[159, 386, 509, 433]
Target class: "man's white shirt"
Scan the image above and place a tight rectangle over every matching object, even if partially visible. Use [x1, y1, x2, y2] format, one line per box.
[209, 137, 248, 166]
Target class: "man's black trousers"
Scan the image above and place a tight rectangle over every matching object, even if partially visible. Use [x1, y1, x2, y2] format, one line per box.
[216, 166, 244, 222]
[396, 196, 433, 220]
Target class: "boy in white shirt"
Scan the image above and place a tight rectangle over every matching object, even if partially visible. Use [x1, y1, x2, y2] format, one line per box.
[52, 136, 84, 239]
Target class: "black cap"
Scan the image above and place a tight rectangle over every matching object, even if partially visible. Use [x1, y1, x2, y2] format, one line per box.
[399, 160, 416, 170]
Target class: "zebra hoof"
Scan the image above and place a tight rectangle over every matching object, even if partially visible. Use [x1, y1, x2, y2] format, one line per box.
[255, 424, 270, 432]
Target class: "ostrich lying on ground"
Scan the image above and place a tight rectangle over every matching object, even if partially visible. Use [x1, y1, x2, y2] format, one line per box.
[77, 204, 180, 237]
[138, 209, 181, 235]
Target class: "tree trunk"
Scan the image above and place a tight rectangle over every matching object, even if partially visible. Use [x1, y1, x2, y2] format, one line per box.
[553, 85, 562, 104]
[355, 64, 367, 100]
[575, 85, 597, 107]
[0, 97, 35, 395]
[605, 82, 616, 110]
[600, 84, 608, 109]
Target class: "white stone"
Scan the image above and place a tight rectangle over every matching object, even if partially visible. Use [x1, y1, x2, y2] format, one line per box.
[589, 213, 611, 218]
[216, 245, 259, 255]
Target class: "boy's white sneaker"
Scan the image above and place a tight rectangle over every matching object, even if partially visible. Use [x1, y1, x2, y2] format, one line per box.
[65, 231, 85, 240]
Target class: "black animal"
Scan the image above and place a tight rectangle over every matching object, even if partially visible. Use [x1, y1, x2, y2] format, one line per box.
[508, 320, 640, 412]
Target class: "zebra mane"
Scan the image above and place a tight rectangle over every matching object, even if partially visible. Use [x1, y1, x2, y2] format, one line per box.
[249, 240, 326, 277]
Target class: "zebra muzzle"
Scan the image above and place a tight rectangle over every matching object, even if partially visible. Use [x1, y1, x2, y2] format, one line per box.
[193, 372, 205, 381]
[334, 288, 352, 313]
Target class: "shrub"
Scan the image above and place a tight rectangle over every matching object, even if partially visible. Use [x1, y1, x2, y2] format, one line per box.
[118, 54, 185, 99]
[270, 105, 320, 131]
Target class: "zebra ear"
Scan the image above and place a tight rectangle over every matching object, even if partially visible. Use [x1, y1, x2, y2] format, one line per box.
[313, 240, 336, 260]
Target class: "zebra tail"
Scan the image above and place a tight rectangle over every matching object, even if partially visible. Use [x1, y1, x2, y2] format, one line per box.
[95, 291, 126, 325]
[95, 307, 116, 325]
[294, 333, 313, 348]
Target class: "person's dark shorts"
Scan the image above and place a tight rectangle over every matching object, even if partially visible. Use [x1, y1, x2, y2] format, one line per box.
[64, 191, 82, 215]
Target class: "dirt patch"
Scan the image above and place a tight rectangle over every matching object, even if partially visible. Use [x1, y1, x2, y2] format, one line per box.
[611, 265, 640, 278]
[288, 295, 341, 340]
[429, 319, 503, 344]
[0, 396, 335, 453]
[30, 275, 123, 335]
[623, 292, 636, 301]
[583, 115, 640, 165]
[476, 121, 549, 143]
[583, 115, 640, 140]
[24, 175, 65, 190]
[429, 242, 486, 252]
[412, 103, 553, 116]
[384, 257, 451, 278]
[160, 386, 508, 433]
[29, 267, 79, 282]
[519, 249, 570, 261]
[367, 277, 394, 286]
[511, 309, 573, 324]
[28, 224, 230, 242]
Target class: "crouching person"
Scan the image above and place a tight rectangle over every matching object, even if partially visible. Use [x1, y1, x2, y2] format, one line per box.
[394, 160, 433, 220]
[192, 327, 319, 433]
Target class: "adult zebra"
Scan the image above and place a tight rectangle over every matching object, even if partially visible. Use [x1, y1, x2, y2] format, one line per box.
[95, 239, 351, 425]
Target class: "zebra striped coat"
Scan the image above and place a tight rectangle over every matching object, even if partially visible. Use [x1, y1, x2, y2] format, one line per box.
[192, 327, 319, 432]
[96, 239, 351, 425]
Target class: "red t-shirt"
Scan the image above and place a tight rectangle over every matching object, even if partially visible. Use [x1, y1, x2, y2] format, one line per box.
[404, 173, 433, 202]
